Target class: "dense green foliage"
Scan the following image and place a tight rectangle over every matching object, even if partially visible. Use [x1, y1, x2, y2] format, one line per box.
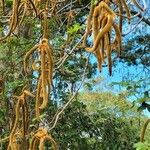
[0, 0, 150, 149]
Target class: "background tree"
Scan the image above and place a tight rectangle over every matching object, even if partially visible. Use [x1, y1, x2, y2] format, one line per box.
[0, 0, 149, 149]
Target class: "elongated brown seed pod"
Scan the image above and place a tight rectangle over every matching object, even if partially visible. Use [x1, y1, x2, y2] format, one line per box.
[24, 45, 39, 73]
[39, 138, 44, 150]
[116, 0, 123, 33]
[140, 119, 150, 142]
[83, 2, 95, 47]
[8, 99, 21, 150]
[36, 76, 42, 120]
[39, 48, 48, 109]
[112, 23, 122, 56]
[0, 0, 19, 41]
[45, 135, 58, 150]
[122, 0, 131, 20]
[92, 15, 114, 52]
[105, 32, 112, 76]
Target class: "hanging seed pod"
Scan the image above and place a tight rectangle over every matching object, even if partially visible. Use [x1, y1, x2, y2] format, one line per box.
[0, 79, 4, 95]
[29, 128, 58, 150]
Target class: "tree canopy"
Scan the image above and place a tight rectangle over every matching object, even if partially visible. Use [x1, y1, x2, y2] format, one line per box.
[0, 0, 150, 149]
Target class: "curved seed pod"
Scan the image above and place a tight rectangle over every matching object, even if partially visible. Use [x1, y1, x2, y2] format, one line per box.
[22, 104, 26, 138]
[0, 79, 4, 95]
[46, 57, 53, 87]
[10, 136, 18, 150]
[32, 138, 39, 150]
[42, 10, 48, 39]
[7, 136, 18, 150]
[34, 0, 41, 8]
[85, 15, 113, 53]
[28, 0, 38, 16]
[99, 1, 116, 17]
[105, 32, 112, 76]
[50, 0, 57, 15]
[29, 137, 35, 150]
[30, 129, 58, 150]
[122, 0, 131, 20]
[37, 39, 53, 110]
[39, 45, 48, 109]
[0, 0, 19, 41]
[45, 45, 53, 86]
[92, 15, 114, 52]
[24, 45, 39, 73]
[7, 143, 11, 150]
[18, 2, 25, 15]
[32, 60, 41, 71]
[85, 47, 94, 52]
[92, 4, 103, 71]
[24, 90, 35, 98]
[100, 17, 108, 63]
[41, 38, 53, 85]
[39, 137, 44, 150]
[100, 37, 105, 63]
[18, 1, 27, 26]
[0, 0, 5, 13]
[36, 76, 42, 120]
[35, 128, 47, 138]
[8, 100, 21, 150]
[82, 2, 95, 47]
[29, 136, 39, 150]
[19, 0, 39, 25]
[21, 93, 29, 138]
[112, 23, 122, 56]
[7, 90, 34, 149]
[93, 6, 100, 42]
[24, 99, 29, 136]
[45, 135, 58, 150]
[140, 119, 150, 142]
[116, 0, 123, 33]
[95, 47, 102, 72]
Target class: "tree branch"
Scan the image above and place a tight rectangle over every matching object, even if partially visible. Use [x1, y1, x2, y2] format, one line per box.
[131, 10, 150, 26]
[49, 54, 90, 131]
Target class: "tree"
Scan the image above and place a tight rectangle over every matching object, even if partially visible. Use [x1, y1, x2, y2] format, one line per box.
[0, 0, 149, 149]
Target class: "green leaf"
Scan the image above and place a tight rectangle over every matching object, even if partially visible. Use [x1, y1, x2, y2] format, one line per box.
[67, 23, 82, 35]
[92, 0, 98, 5]
[134, 141, 150, 150]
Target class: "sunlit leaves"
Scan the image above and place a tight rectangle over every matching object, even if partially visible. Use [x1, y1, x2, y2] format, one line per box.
[67, 23, 83, 35]
[134, 141, 150, 150]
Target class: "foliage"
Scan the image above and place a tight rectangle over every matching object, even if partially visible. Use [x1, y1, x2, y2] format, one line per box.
[134, 141, 150, 150]
[0, 0, 150, 149]
[52, 99, 139, 150]
[111, 78, 150, 113]
[120, 35, 150, 68]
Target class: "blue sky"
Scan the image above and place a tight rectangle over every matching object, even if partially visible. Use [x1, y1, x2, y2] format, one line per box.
[83, 5, 150, 116]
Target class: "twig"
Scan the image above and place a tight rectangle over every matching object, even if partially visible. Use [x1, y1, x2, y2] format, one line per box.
[49, 54, 90, 131]
[140, 118, 150, 142]
[0, 136, 9, 143]
[122, 16, 144, 36]
[55, 35, 84, 69]
[56, 0, 77, 14]
[131, 10, 150, 26]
